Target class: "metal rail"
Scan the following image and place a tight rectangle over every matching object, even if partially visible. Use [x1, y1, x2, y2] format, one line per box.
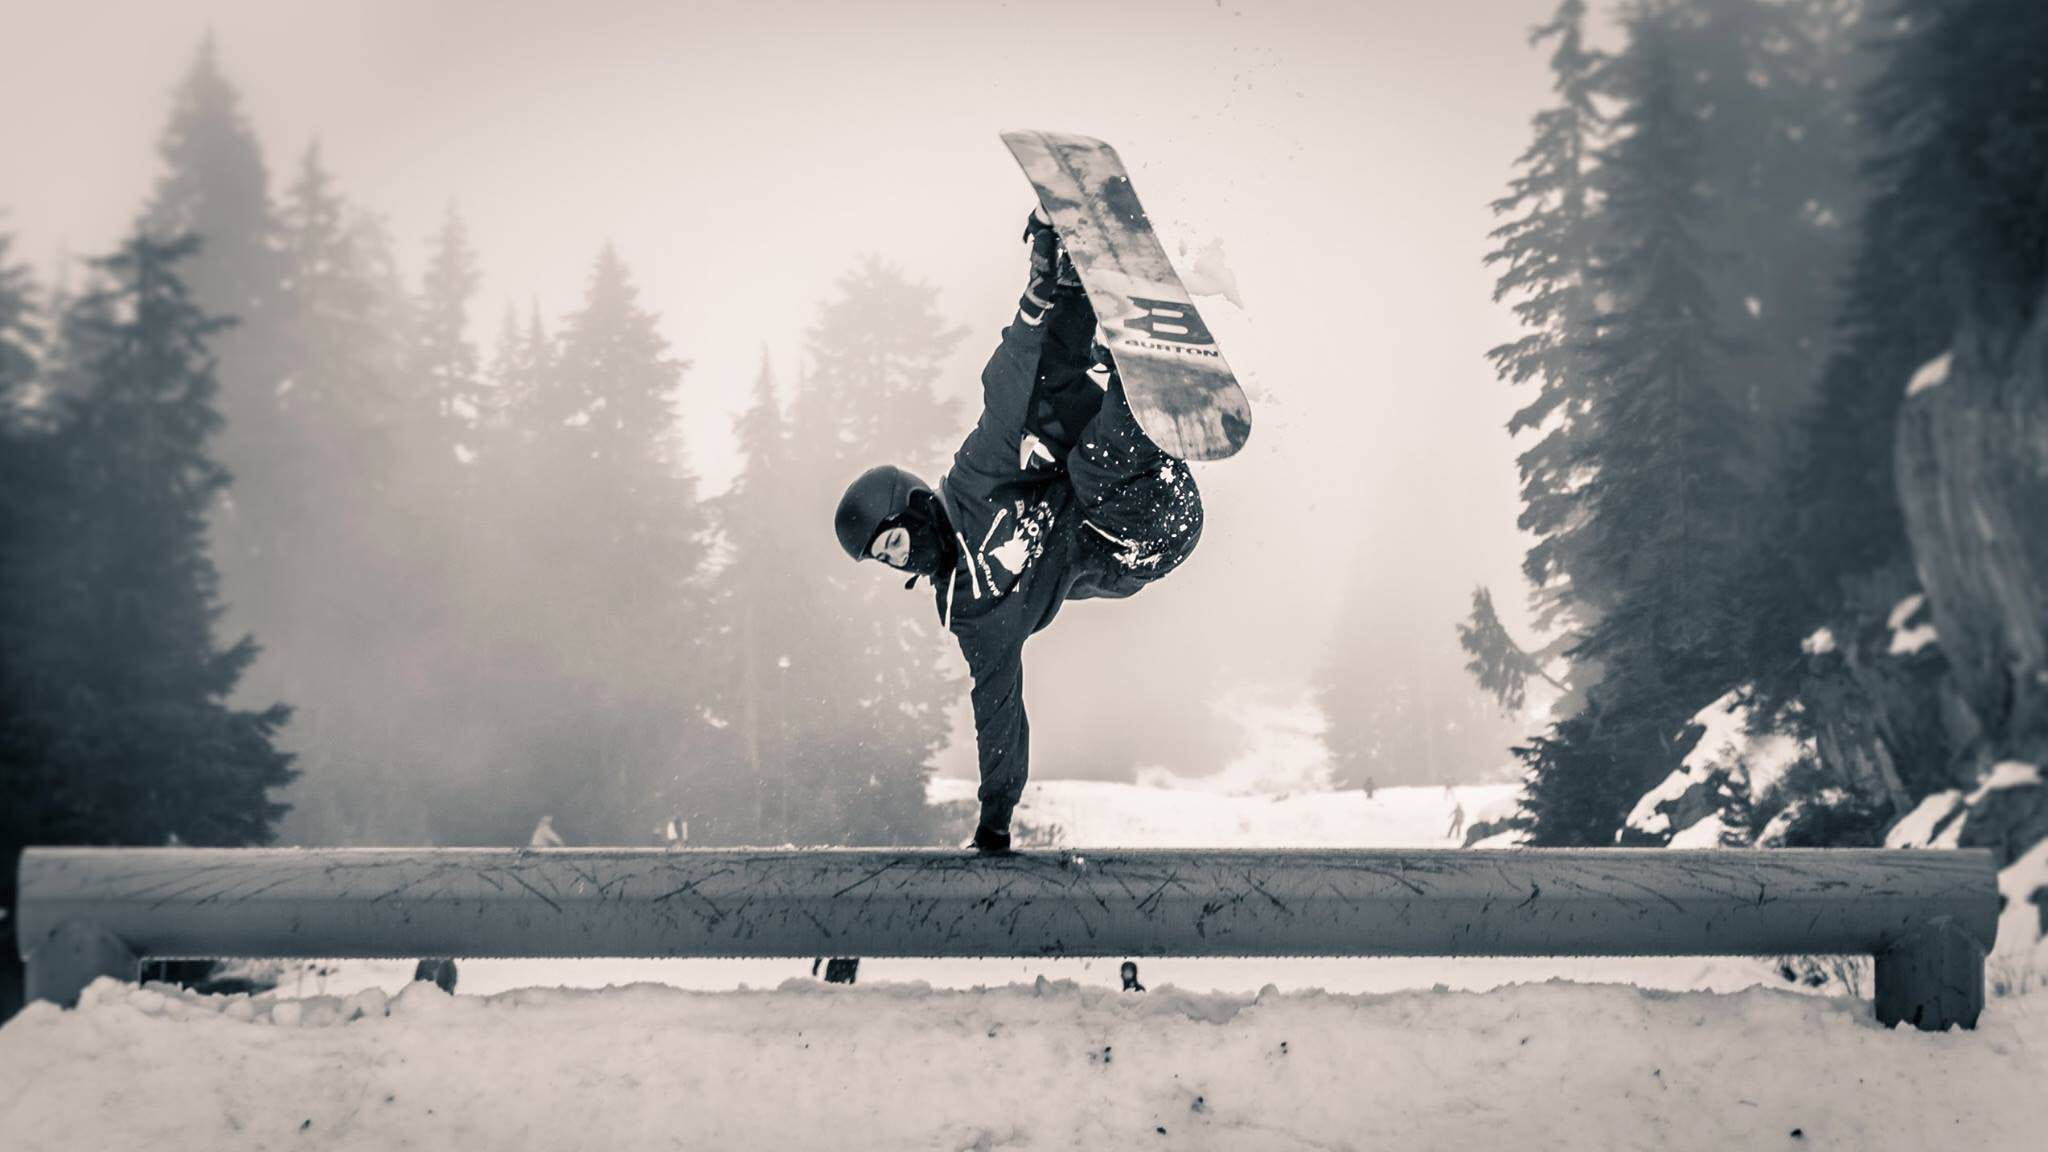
[16, 846, 2000, 1030]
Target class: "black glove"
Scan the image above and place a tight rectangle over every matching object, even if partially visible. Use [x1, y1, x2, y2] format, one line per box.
[1022, 206, 1082, 296]
[972, 822, 1014, 855]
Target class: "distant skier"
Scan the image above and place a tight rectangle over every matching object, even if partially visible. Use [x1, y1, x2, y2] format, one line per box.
[1445, 789, 1466, 842]
[528, 814, 564, 848]
[835, 210, 1206, 854]
[1120, 961, 1146, 993]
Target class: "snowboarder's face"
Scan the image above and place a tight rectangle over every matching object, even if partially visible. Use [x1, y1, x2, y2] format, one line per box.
[868, 525, 912, 569]
[867, 505, 949, 577]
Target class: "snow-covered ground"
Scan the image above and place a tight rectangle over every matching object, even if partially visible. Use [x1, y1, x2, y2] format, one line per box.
[930, 775, 1517, 849]
[6, 779, 2045, 1149]
[4, 976, 2043, 1151]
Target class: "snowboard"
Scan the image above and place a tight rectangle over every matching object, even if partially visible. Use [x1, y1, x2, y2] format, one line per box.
[1001, 130, 1252, 461]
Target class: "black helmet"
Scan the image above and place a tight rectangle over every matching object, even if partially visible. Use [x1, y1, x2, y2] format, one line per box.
[834, 465, 932, 561]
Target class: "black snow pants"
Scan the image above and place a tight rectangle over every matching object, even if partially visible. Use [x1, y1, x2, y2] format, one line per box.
[1031, 289, 1204, 594]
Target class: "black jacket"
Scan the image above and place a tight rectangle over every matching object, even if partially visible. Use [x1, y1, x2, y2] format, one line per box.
[932, 292, 1137, 828]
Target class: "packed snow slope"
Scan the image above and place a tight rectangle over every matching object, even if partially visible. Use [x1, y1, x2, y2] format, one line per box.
[928, 777, 1517, 848]
[3, 977, 2044, 1151]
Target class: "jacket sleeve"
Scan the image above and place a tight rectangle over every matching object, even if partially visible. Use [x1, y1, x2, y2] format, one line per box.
[963, 627, 1029, 828]
[953, 304, 1050, 491]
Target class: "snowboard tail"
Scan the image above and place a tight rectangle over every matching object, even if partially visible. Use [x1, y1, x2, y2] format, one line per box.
[1001, 130, 1252, 461]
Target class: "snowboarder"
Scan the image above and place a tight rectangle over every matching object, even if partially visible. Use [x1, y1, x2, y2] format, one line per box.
[835, 209, 1207, 854]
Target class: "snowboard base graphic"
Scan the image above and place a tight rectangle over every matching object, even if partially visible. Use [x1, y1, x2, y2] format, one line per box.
[1001, 130, 1252, 462]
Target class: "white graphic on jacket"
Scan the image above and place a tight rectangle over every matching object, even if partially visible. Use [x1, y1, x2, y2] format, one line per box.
[939, 494, 1056, 627]
[980, 497, 1053, 592]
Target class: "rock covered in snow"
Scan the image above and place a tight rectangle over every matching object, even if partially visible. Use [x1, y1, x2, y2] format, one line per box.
[1884, 790, 1967, 850]
[1956, 762, 2048, 869]
[1623, 690, 1810, 847]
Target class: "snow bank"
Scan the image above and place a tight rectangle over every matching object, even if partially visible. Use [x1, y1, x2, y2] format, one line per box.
[1681, 689, 1805, 793]
[1967, 761, 2043, 803]
[3, 975, 2042, 1152]
[1666, 813, 1734, 848]
[1885, 790, 1967, 849]
[1625, 690, 1808, 842]
[1992, 840, 2048, 997]
[928, 777, 1516, 848]
[1625, 766, 1697, 837]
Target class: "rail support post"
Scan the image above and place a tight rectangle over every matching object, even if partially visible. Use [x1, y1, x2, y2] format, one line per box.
[1873, 917, 1986, 1031]
[24, 920, 138, 1009]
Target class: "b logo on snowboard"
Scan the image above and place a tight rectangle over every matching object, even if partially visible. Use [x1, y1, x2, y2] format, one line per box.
[1124, 296, 1214, 344]
[1122, 296, 1220, 357]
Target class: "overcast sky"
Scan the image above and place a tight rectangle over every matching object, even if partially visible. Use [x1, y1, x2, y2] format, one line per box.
[1, 0, 1569, 785]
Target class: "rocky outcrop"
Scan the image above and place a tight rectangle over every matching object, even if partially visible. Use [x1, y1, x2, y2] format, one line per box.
[1956, 766, 2048, 871]
[1893, 290, 2048, 772]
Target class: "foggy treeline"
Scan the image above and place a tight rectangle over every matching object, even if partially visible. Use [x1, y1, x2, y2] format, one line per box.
[1461, 0, 2048, 850]
[1, 37, 974, 866]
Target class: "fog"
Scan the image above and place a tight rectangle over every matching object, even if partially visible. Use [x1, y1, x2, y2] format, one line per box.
[0, 0, 1555, 813]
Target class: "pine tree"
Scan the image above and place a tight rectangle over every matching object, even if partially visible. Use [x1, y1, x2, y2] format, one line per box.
[1485, 0, 1608, 652]
[771, 258, 966, 845]
[1518, 10, 1755, 844]
[273, 144, 405, 433]
[0, 233, 37, 414]
[431, 299, 562, 845]
[141, 35, 276, 337]
[139, 37, 285, 663]
[1674, 0, 1862, 431]
[0, 231, 292, 895]
[697, 352, 822, 842]
[487, 245, 710, 843]
[1673, 0, 1867, 704]
[411, 206, 482, 450]
[1458, 586, 1565, 717]
[255, 146, 429, 845]
[478, 299, 553, 461]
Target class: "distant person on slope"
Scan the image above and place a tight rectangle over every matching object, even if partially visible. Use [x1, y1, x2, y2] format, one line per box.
[528, 814, 565, 849]
[834, 210, 1205, 854]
